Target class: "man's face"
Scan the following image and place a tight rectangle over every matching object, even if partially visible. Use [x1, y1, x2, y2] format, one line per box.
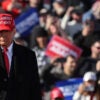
[64, 56, 77, 75]
[39, 14, 47, 25]
[72, 13, 82, 21]
[36, 36, 47, 48]
[84, 80, 96, 92]
[49, 24, 58, 35]
[0, 30, 15, 47]
[91, 41, 100, 56]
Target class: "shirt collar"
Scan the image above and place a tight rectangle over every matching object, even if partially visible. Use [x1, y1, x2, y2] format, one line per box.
[1, 42, 13, 53]
[7, 42, 13, 53]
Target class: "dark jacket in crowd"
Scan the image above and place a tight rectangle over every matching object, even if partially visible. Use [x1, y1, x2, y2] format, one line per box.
[73, 31, 91, 57]
[77, 57, 98, 77]
[42, 64, 78, 91]
[73, 31, 100, 57]
[0, 43, 42, 100]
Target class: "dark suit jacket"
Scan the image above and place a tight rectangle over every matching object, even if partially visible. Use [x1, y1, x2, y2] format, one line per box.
[0, 43, 42, 100]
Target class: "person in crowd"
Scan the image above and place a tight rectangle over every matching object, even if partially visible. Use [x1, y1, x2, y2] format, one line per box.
[45, 13, 59, 30]
[16, 0, 42, 47]
[95, 73, 100, 100]
[91, 1, 100, 20]
[1, 0, 24, 18]
[77, 38, 100, 76]
[52, 0, 66, 18]
[73, 19, 95, 57]
[90, 40, 100, 59]
[81, 0, 95, 11]
[46, 13, 68, 39]
[31, 26, 50, 76]
[62, 55, 78, 78]
[43, 0, 52, 10]
[96, 60, 100, 99]
[0, 13, 42, 100]
[61, 6, 83, 38]
[83, 7, 100, 32]
[29, 0, 42, 10]
[66, 0, 84, 8]
[48, 22, 61, 37]
[95, 84, 100, 100]
[39, 8, 49, 28]
[50, 87, 64, 100]
[42, 55, 78, 91]
[96, 59, 100, 80]
[82, 9, 100, 32]
[73, 71, 97, 100]
[96, 60, 100, 73]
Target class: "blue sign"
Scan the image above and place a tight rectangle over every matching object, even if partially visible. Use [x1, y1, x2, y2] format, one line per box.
[15, 7, 39, 37]
[55, 78, 83, 100]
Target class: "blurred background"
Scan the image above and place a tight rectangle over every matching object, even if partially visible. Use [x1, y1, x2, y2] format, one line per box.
[0, 0, 100, 100]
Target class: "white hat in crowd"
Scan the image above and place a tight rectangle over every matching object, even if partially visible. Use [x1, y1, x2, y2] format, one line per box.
[83, 71, 97, 82]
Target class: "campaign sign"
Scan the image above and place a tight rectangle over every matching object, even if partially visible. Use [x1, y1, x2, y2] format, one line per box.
[45, 35, 82, 58]
[15, 7, 39, 36]
[55, 78, 83, 100]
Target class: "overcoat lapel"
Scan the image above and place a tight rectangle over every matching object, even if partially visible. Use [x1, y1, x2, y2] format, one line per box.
[0, 47, 8, 77]
[7, 43, 19, 100]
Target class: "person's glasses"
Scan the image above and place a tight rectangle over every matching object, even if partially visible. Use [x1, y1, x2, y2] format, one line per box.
[95, 47, 100, 49]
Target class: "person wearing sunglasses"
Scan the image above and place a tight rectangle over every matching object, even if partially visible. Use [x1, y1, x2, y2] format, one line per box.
[76, 38, 100, 77]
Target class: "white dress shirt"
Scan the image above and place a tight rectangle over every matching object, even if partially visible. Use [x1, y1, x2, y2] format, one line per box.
[1, 43, 13, 71]
[7, 43, 13, 70]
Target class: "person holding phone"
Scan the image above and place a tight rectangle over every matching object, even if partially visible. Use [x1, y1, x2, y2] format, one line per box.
[73, 71, 97, 100]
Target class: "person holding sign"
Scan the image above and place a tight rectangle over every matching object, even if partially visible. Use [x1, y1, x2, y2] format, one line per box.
[0, 13, 42, 100]
[43, 55, 78, 92]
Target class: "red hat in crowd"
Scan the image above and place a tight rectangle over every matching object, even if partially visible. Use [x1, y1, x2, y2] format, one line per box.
[0, 13, 15, 31]
[50, 87, 64, 100]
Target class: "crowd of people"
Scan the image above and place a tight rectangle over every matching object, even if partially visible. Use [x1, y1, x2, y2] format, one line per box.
[0, 0, 100, 100]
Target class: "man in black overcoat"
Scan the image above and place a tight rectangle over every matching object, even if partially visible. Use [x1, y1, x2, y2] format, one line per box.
[0, 13, 42, 100]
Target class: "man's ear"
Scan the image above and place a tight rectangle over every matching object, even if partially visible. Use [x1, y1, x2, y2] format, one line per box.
[13, 28, 16, 34]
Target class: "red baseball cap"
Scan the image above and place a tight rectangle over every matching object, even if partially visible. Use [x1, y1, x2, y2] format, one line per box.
[50, 88, 64, 100]
[0, 13, 15, 31]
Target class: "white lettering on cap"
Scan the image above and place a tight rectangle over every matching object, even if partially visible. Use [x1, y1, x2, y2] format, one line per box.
[0, 16, 12, 21]
[0, 21, 11, 24]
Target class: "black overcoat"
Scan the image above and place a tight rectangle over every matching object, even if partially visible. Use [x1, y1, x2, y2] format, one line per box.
[0, 43, 42, 100]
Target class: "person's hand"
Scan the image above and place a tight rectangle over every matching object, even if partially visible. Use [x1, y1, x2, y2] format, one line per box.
[66, 6, 74, 16]
[82, 29, 89, 37]
[96, 60, 100, 71]
[78, 84, 86, 94]
[50, 57, 63, 68]
[50, 56, 60, 65]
